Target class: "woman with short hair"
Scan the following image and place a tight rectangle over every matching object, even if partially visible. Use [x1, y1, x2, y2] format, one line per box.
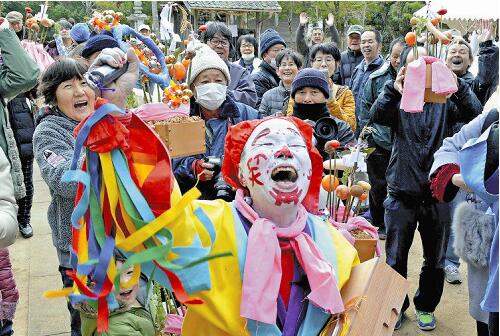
[233, 34, 261, 74]
[259, 48, 302, 117]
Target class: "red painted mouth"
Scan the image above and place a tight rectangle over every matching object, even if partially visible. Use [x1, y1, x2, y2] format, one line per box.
[270, 187, 302, 206]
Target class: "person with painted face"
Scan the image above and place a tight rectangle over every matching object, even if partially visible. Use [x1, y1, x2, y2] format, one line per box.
[45, 19, 74, 59]
[290, 68, 355, 160]
[369, 45, 483, 331]
[295, 12, 340, 68]
[233, 34, 261, 74]
[172, 45, 259, 200]
[251, 28, 286, 108]
[259, 48, 302, 117]
[162, 116, 360, 335]
[351, 29, 385, 132]
[333, 25, 364, 87]
[202, 22, 258, 108]
[358, 37, 405, 240]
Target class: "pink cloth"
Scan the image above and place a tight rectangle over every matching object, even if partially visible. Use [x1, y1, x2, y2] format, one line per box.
[131, 102, 190, 121]
[236, 190, 344, 325]
[21, 40, 54, 72]
[400, 56, 457, 113]
[0, 248, 18, 320]
[329, 208, 382, 257]
[163, 314, 183, 334]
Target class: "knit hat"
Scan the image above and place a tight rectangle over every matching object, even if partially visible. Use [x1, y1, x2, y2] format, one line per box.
[5, 11, 23, 23]
[291, 68, 330, 99]
[186, 44, 231, 88]
[70, 23, 90, 43]
[81, 34, 120, 59]
[59, 19, 73, 30]
[259, 28, 286, 58]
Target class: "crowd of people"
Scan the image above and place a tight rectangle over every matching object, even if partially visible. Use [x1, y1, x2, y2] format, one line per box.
[0, 6, 498, 336]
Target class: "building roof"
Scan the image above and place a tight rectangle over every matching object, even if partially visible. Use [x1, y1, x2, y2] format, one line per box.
[184, 1, 281, 12]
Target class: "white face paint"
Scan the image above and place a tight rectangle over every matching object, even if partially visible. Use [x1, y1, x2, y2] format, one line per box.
[239, 119, 312, 208]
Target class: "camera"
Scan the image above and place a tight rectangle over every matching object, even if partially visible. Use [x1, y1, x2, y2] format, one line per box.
[314, 117, 339, 143]
[203, 156, 235, 201]
[84, 63, 129, 91]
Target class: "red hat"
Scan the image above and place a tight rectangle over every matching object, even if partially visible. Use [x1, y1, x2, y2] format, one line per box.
[222, 116, 323, 214]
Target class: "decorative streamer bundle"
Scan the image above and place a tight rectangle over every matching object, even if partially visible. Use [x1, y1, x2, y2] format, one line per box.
[43, 100, 229, 331]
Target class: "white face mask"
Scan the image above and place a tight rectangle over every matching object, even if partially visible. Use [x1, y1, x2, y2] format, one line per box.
[270, 58, 277, 69]
[195, 83, 227, 111]
[241, 53, 255, 62]
[239, 119, 312, 210]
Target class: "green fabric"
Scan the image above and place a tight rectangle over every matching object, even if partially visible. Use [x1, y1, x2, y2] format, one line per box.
[80, 306, 156, 336]
[0, 28, 39, 198]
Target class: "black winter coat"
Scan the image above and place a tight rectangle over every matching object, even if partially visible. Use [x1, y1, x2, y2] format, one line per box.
[7, 94, 35, 159]
[333, 49, 364, 87]
[370, 78, 482, 201]
[251, 61, 280, 108]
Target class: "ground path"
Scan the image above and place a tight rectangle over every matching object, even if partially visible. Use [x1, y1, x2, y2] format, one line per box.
[10, 164, 475, 335]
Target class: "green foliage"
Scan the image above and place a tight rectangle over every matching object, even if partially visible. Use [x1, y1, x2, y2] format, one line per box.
[279, 1, 425, 53]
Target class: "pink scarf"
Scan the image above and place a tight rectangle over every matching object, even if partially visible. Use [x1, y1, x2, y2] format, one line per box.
[236, 190, 344, 324]
[400, 56, 457, 113]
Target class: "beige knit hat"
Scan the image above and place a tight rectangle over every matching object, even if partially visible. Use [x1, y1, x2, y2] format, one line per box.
[186, 44, 231, 88]
[5, 11, 23, 23]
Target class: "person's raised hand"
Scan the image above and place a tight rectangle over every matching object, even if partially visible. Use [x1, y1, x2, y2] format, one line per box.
[0, 17, 9, 30]
[477, 19, 495, 43]
[193, 160, 215, 181]
[326, 13, 335, 27]
[299, 12, 309, 26]
[394, 66, 406, 95]
[452, 174, 472, 192]
[90, 47, 139, 110]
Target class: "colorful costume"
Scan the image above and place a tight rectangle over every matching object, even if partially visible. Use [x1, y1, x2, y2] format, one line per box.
[48, 100, 358, 334]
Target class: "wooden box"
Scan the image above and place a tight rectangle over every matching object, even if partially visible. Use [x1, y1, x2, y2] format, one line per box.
[324, 257, 409, 336]
[153, 119, 206, 158]
[353, 239, 377, 263]
[424, 64, 447, 103]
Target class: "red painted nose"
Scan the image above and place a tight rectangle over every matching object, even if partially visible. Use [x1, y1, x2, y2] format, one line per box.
[274, 146, 293, 159]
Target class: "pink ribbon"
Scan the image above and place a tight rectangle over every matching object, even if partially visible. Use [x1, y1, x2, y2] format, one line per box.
[236, 190, 344, 324]
[329, 206, 382, 257]
[131, 102, 189, 122]
[163, 314, 183, 335]
[21, 40, 54, 72]
[400, 56, 457, 113]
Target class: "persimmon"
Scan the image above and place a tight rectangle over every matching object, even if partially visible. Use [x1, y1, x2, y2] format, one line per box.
[171, 62, 186, 81]
[409, 17, 419, 26]
[336, 185, 350, 200]
[350, 185, 364, 198]
[431, 17, 441, 26]
[359, 193, 368, 201]
[405, 32, 416, 46]
[321, 175, 340, 192]
[182, 58, 191, 69]
[357, 181, 371, 191]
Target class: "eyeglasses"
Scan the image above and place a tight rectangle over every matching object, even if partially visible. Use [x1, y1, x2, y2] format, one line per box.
[313, 57, 335, 64]
[241, 43, 254, 49]
[209, 38, 230, 47]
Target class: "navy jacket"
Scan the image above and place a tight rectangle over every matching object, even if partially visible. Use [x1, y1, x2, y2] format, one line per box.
[370, 78, 482, 201]
[251, 61, 280, 108]
[351, 55, 385, 129]
[333, 49, 364, 87]
[172, 95, 259, 200]
[227, 61, 258, 108]
[358, 62, 397, 151]
[7, 94, 35, 159]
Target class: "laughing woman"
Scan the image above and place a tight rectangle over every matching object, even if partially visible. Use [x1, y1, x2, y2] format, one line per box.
[33, 58, 95, 336]
[32, 48, 138, 336]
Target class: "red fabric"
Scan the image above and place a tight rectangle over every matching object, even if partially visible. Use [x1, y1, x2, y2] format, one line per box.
[430, 164, 460, 202]
[74, 114, 130, 153]
[221, 117, 323, 214]
[279, 242, 294, 309]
